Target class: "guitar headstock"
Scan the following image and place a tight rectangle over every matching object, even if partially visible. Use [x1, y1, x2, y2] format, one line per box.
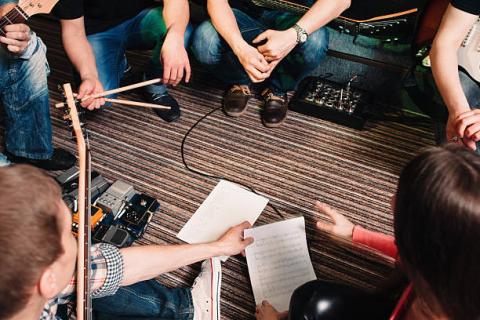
[19, 0, 59, 17]
[57, 83, 87, 145]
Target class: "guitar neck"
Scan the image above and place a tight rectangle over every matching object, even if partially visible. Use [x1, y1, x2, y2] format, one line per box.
[0, 6, 29, 36]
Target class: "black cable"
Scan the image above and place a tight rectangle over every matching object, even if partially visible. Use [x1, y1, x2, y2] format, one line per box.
[180, 107, 285, 219]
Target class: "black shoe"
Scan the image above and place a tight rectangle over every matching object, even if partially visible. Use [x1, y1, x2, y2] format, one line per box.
[143, 91, 181, 122]
[6, 148, 76, 171]
[223, 85, 252, 117]
[261, 88, 288, 128]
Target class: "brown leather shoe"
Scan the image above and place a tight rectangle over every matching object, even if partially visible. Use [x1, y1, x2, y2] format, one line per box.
[261, 88, 288, 128]
[223, 85, 252, 117]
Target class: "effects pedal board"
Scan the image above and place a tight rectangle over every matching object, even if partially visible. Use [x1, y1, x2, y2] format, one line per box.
[290, 76, 370, 129]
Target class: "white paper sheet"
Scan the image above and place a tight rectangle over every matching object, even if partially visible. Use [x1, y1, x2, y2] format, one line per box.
[244, 217, 317, 311]
[178, 180, 269, 246]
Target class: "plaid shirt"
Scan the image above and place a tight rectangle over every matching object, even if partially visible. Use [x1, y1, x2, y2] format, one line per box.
[40, 243, 124, 320]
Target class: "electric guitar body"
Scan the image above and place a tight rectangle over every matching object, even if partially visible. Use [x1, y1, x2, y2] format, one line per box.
[458, 19, 480, 83]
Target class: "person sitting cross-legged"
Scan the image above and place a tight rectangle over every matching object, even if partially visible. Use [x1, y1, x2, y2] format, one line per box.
[192, 0, 350, 127]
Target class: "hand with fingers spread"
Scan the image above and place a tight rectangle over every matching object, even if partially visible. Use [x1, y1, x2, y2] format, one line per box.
[215, 221, 254, 256]
[253, 29, 298, 64]
[315, 201, 354, 239]
[451, 109, 480, 151]
[77, 77, 106, 110]
[0, 23, 31, 54]
[256, 300, 288, 320]
[234, 41, 272, 83]
[160, 31, 191, 86]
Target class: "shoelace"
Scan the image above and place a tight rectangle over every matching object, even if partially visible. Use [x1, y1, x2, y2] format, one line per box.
[230, 85, 251, 95]
[262, 89, 285, 102]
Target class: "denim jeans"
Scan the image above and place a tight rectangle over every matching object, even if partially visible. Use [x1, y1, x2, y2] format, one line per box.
[93, 279, 194, 320]
[0, 32, 53, 159]
[86, 7, 193, 97]
[191, 8, 328, 95]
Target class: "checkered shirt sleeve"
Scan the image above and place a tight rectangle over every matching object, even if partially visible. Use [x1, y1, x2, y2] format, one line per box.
[40, 243, 124, 319]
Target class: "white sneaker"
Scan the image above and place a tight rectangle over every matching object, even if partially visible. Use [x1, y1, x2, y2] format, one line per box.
[192, 258, 222, 320]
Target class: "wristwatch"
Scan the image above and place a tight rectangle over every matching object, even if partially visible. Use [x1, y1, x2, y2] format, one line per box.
[292, 24, 308, 44]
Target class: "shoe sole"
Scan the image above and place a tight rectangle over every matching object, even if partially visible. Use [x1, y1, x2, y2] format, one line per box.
[223, 104, 249, 118]
[262, 116, 287, 128]
[210, 258, 221, 320]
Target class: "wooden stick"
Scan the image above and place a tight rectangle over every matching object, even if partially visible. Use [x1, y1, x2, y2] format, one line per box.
[104, 98, 170, 110]
[82, 78, 162, 100]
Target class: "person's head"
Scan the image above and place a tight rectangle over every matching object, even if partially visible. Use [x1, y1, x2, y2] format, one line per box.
[394, 144, 480, 319]
[0, 165, 77, 319]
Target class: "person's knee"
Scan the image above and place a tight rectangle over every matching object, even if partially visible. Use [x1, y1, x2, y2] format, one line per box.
[299, 28, 329, 65]
[191, 21, 223, 66]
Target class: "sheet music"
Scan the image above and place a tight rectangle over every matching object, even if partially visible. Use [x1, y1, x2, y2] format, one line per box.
[244, 217, 317, 311]
[178, 180, 268, 258]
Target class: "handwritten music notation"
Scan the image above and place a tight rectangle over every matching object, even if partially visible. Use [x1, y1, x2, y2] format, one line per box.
[244, 217, 317, 311]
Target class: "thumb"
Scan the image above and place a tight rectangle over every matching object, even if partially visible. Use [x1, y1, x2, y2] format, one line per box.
[243, 236, 254, 247]
[253, 30, 269, 44]
[77, 81, 92, 99]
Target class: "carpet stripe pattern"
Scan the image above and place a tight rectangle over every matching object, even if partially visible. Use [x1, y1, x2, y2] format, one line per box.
[8, 18, 436, 319]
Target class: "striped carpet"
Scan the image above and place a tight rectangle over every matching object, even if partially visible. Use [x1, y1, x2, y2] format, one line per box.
[13, 17, 435, 319]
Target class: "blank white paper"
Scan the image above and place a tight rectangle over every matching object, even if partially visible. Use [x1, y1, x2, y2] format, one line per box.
[178, 180, 269, 245]
[244, 217, 317, 311]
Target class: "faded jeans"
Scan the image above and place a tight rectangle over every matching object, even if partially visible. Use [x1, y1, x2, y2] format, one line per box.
[93, 279, 194, 320]
[191, 8, 328, 95]
[0, 32, 53, 159]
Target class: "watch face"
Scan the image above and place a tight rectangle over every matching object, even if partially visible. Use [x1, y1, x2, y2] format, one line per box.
[300, 33, 308, 43]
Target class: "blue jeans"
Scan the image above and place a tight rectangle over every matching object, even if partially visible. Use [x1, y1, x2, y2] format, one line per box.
[0, 32, 53, 159]
[460, 71, 480, 152]
[93, 279, 193, 320]
[86, 7, 193, 97]
[191, 8, 328, 95]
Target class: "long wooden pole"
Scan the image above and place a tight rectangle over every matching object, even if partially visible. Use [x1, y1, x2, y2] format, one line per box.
[82, 78, 162, 100]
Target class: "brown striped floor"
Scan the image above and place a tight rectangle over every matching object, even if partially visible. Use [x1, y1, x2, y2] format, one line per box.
[2, 17, 435, 319]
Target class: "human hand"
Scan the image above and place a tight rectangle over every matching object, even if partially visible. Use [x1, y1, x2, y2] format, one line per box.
[234, 41, 271, 83]
[253, 28, 297, 63]
[315, 201, 354, 239]
[161, 31, 191, 86]
[77, 78, 105, 110]
[256, 300, 288, 320]
[0, 23, 31, 54]
[215, 221, 254, 256]
[451, 109, 480, 151]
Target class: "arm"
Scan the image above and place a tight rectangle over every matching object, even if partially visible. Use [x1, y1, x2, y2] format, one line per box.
[315, 201, 397, 258]
[120, 221, 253, 286]
[430, 5, 479, 149]
[254, 0, 350, 63]
[352, 225, 397, 258]
[206, 0, 270, 82]
[160, 0, 191, 85]
[60, 18, 105, 109]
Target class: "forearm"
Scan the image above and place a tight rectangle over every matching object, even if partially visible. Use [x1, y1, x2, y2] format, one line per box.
[207, 0, 247, 55]
[296, 0, 350, 34]
[430, 4, 478, 116]
[163, 0, 189, 37]
[430, 46, 470, 115]
[120, 242, 222, 286]
[60, 19, 98, 80]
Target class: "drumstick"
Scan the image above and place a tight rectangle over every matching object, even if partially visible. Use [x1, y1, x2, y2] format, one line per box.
[104, 98, 170, 109]
[55, 97, 170, 110]
[81, 78, 162, 100]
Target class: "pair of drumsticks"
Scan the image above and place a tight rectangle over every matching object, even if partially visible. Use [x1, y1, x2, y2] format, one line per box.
[55, 78, 170, 110]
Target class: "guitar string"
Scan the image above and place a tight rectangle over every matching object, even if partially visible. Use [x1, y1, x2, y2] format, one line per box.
[0, 7, 26, 30]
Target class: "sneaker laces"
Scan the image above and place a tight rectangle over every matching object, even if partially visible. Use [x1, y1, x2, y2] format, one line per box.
[230, 84, 251, 95]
